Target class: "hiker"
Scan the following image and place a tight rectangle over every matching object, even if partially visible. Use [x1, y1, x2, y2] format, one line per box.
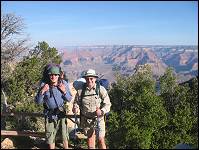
[35, 64, 72, 149]
[72, 69, 112, 149]
[60, 69, 69, 83]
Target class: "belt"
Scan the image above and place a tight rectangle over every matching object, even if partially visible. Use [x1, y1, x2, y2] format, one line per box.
[81, 112, 97, 120]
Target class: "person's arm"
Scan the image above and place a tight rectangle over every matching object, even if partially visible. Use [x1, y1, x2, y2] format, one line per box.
[35, 83, 48, 104]
[100, 86, 112, 115]
[59, 81, 72, 102]
[72, 93, 80, 113]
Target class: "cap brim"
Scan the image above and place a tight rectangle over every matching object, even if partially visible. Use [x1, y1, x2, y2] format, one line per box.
[48, 72, 60, 75]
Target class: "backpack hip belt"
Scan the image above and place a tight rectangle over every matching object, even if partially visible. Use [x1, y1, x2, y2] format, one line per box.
[46, 106, 65, 115]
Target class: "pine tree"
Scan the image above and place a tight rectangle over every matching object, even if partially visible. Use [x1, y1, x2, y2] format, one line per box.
[4, 41, 62, 131]
[157, 68, 198, 148]
[107, 65, 167, 149]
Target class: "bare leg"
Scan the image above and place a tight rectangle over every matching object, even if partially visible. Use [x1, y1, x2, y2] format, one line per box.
[49, 143, 55, 149]
[87, 130, 96, 149]
[98, 137, 106, 149]
[63, 139, 68, 149]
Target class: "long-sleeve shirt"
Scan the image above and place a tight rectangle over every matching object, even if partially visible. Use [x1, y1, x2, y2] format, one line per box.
[73, 80, 112, 118]
[35, 80, 72, 110]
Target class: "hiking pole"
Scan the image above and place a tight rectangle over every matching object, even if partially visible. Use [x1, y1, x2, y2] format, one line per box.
[96, 107, 100, 140]
[74, 110, 77, 148]
[74, 111, 77, 136]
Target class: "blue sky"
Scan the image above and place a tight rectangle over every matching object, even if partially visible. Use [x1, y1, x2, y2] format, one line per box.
[2, 1, 198, 48]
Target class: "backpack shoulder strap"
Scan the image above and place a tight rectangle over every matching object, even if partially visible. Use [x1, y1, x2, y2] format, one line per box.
[95, 80, 100, 96]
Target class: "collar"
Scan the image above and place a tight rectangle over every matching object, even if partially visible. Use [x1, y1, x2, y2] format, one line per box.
[86, 84, 96, 90]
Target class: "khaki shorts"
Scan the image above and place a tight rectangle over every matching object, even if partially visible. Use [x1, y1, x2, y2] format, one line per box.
[45, 117, 69, 144]
[80, 115, 105, 138]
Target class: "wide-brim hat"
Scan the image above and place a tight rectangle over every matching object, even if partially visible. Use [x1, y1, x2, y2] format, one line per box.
[83, 69, 98, 78]
[48, 66, 60, 75]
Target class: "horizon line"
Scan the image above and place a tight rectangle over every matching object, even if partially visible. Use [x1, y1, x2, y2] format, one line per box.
[58, 44, 198, 47]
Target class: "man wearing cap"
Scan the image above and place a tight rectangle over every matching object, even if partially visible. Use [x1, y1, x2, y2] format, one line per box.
[35, 64, 72, 149]
[72, 69, 112, 149]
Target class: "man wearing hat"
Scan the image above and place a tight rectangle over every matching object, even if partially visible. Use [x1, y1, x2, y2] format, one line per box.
[72, 69, 112, 149]
[35, 64, 72, 149]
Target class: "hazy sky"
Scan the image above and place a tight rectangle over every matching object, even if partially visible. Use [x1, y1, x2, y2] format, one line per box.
[2, 1, 198, 48]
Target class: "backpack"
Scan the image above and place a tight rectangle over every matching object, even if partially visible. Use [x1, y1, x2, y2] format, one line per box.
[98, 79, 110, 91]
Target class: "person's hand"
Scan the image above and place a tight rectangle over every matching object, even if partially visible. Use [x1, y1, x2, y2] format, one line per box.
[72, 104, 79, 114]
[96, 107, 103, 117]
[58, 83, 66, 94]
[41, 84, 49, 95]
